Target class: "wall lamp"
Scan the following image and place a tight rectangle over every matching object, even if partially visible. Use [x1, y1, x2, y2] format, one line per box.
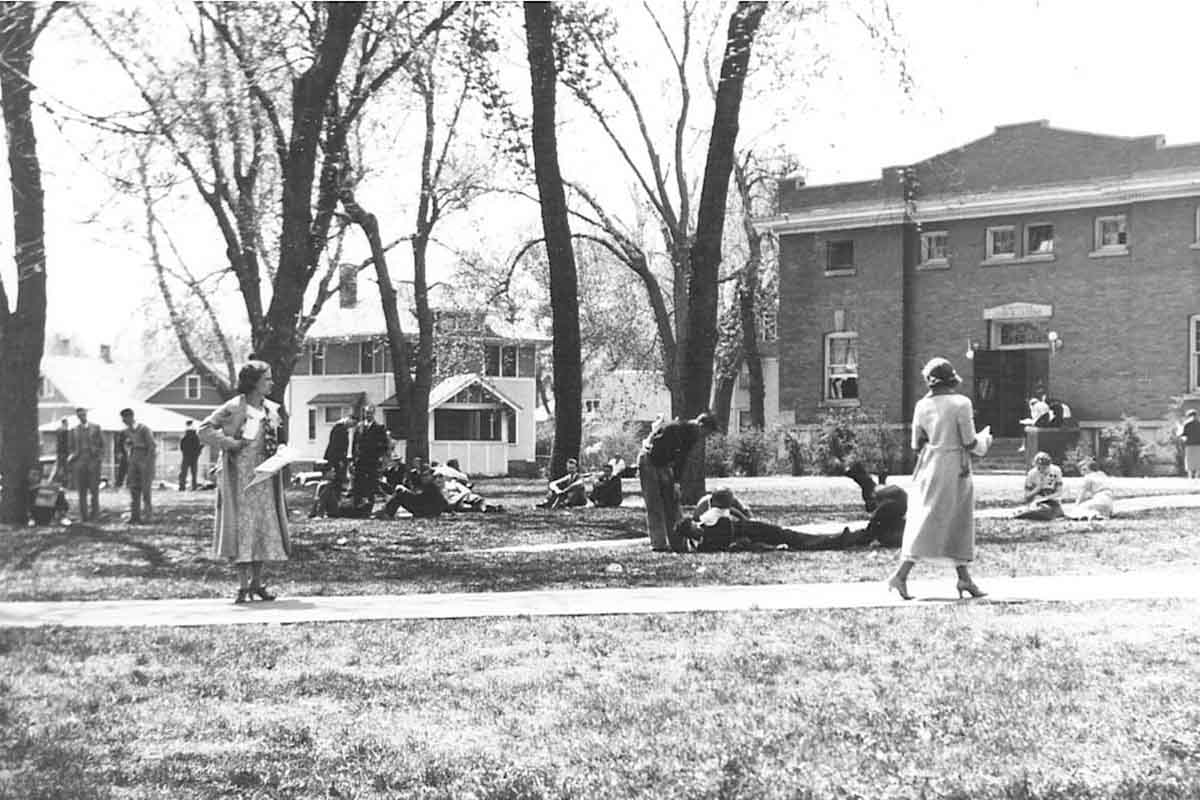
[964, 339, 981, 360]
[1047, 330, 1063, 353]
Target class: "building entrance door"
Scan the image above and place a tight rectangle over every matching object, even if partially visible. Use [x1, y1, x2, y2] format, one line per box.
[972, 350, 1049, 437]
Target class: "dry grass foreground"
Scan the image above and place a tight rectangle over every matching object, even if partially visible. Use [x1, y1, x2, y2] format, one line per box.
[3, 602, 1200, 799]
[2, 476, 1199, 601]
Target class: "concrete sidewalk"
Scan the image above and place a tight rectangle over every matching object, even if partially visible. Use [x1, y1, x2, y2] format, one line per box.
[2, 570, 1197, 629]
[481, 493, 1200, 555]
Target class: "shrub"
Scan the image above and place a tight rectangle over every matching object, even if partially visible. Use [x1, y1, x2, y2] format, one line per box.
[727, 427, 778, 477]
[811, 407, 903, 476]
[1100, 416, 1151, 476]
[1061, 437, 1095, 477]
[704, 433, 732, 477]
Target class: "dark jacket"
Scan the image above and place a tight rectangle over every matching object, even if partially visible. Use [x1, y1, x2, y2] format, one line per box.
[589, 475, 623, 507]
[354, 421, 390, 463]
[324, 420, 351, 464]
[644, 420, 702, 476]
[180, 429, 202, 459]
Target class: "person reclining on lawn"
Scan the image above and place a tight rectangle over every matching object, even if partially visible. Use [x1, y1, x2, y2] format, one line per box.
[588, 460, 625, 508]
[536, 458, 587, 509]
[375, 470, 450, 519]
[1066, 458, 1114, 520]
[1014, 451, 1065, 520]
[442, 474, 503, 513]
[843, 461, 908, 549]
[675, 487, 901, 553]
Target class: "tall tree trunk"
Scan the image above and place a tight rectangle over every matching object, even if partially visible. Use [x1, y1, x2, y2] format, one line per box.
[739, 242, 765, 430]
[254, 2, 364, 405]
[524, 1, 582, 479]
[678, 1, 767, 502]
[712, 349, 743, 433]
[408, 232, 434, 463]
[0, 3, 47, 524]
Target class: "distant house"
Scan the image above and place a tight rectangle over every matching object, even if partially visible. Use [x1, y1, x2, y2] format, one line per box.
[138, 360, 227, 421]
[580, 369, 672, 425]
[37, 353, 130, 427]
[286, 271, 548, 475]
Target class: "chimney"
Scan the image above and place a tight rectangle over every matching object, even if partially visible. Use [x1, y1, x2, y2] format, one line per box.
[338, 264, 358, 308]
[99, 344, 112, 364]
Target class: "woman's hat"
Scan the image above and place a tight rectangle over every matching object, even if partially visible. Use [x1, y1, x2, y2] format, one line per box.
[921, 357, 961, 387]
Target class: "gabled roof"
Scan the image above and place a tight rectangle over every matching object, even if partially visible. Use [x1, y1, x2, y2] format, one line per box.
[305, 301, 548, 344]
[136, 357, 225, 401]
[381, 373, 522, 411]
[40, 356, 134, 409]
[307, 392, 367, 406]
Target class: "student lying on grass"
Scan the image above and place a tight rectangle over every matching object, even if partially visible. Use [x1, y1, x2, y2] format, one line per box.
[442, 475, 504, 513]
[672, 487, 905, 553]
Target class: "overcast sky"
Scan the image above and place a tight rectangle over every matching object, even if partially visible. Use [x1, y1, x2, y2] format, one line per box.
[4, 0, 1199, 358]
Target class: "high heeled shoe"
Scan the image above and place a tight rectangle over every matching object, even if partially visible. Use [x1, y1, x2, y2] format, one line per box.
[956, 579, 987, 599]
[234, 588, 250, 604]
[887, 575, 913, 600]
[249, 584, 276, 601]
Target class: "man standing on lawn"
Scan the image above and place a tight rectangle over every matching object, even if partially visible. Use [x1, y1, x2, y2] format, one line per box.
[638, 412, 719, 551]
[179, 420, 202, 491]
[69, 407, 104, 522]
[120, 408, 157, 524]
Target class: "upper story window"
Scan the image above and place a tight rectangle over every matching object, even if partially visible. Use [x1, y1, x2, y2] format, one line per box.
[919, 231, 948, 267]
[986, 226, 1017, 261]
[1193, 207, 1200, 246]
[823, 331, 859, 405]
[359, 340, 384, 374]
[38, 375, 53, 399]
[758, 307, 778, 342]
[584, 399, 602, 414]
[1093, 214, 1128, 254]
[1026, 223, 1055, 256]
[825, 240, 854, 274]
[484, 344, 519, 377]
[309, 342, 326, 376]
[185, 375, 201, 400]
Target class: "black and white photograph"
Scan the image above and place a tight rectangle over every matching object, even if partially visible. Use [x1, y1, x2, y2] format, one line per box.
[1, 0, 1199, 797]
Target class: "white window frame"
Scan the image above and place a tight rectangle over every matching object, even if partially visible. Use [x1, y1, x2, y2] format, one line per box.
[1093, 214, 1129, 253]
[185, 374, 201, 400]
[919, 231, 948, 267]
[824, 240, 855, 274]
[990, 318, 1051, 351]
[1025, 222, 1055, 257]
[309, 342, 326, 375]
[985, 225, 1017, 261]
[1191, 314, 1200, 394]
[323, 406, 349, 424]
[823, 331, 860, 406]
[584, 398, 602, 415]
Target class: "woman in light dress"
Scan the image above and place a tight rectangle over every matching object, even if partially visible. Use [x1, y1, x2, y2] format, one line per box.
[199, 360, 291, 604]
[887, 357, 986, 600]
[1070, 458, 1114, 519]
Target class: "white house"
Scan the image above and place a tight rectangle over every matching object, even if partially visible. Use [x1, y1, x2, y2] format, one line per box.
[286, 278, 547, 476]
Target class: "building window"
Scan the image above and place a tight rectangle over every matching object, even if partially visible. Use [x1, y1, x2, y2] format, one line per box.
[986, 226, 1016, 260]
[824, 332, 859, 404]
[825, 240, 854, 273]
[434, 408, 504, 441]
[584, 399, 602, 414]
[307, 409, 317, 441]
[1194, 207, 1200, 245]
[507, 409, 518, 444]
[38, 375, 53, 399]
[309, 343, 326, 375]
[919, 231, 948, 266]
[1095, 214, 1128, 251]
[758, 307, 778, 342]
[185, 375, 201, 400]
[323, 406, 349, 424]
[1191, 314, 1200, 393]
[991, 319, 1050, 350]
[1026, 223, 1055, 255]
[360, 340, 378, 374]
[484, 344, 519, 377]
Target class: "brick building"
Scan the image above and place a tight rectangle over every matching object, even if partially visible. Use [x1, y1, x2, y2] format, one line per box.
[757, 121, 1200, 444]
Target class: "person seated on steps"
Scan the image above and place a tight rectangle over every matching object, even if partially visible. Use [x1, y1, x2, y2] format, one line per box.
[1014, 451, 1065, 520]
[843, 461, 908, 549]
[536, 458, 587, 509]
[674, 487, 895, 553]
[588, 461, 625, 508]
[375, 470, 450, 519]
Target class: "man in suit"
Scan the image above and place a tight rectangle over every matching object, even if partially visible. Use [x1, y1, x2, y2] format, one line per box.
[121, 408, 157, 524]
[323, 411, 356, 488]
[179, 419, 202, 491]
[54, 418, 71, 488]
[69, 407, 104, 522]
[351, 405, 390, 507]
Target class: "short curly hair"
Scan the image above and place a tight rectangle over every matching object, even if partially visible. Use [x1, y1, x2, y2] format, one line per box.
[236, 360, 272, 396]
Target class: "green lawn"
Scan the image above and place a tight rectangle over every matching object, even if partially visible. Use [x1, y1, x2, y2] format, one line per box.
[2, 477, 1198, 601]
[3, 602, 1200, 799]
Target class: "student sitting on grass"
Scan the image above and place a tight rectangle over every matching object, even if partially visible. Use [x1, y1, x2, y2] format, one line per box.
[536, 458, 587, 509]
[1067, 458, 1114, 520]
[442, 475, 504, 513]
[375, 470, 450, 519]
[28, 467, 70, 527]
[1014, 451, 1065, 520]
[588, 461, 624, 508]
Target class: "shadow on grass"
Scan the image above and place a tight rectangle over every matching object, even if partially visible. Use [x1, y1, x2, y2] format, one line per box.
[11, 524, 169, 571]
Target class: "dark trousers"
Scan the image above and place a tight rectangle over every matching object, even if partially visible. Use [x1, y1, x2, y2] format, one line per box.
[179, 455, 199, 491]
[114, 456, 128, 489]
[697, 518, 876, 552]
[638, 452, 680, 550]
